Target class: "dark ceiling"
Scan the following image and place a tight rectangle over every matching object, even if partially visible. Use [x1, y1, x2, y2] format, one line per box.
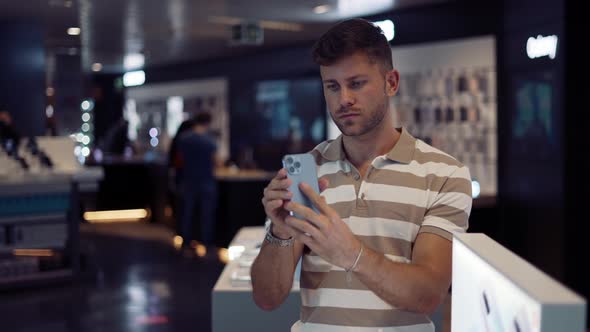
[0, 0, 448, 73]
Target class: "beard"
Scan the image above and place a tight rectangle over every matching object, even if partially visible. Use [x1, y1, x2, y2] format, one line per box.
[331, 96, 389, 137]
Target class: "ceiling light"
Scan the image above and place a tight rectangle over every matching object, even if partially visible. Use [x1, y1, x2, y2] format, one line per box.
[124, 53, 145, 70]
[67, 27, 81, 36]
[313, 5, 332, 14]
[123, 70, 146, 87]
[338, 0, 393, 17]
[373, 19, 395, 41]
[92, 63, 103, 72]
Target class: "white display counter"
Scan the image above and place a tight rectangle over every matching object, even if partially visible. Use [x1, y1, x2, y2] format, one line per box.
[212, 226, 451, 331]
[211, 226, 301, 332]
[452, 233, 587, 332]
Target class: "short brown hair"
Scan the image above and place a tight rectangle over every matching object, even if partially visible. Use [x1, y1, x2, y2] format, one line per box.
[194, 112, 212, 125]
[311, 18, 393, 70]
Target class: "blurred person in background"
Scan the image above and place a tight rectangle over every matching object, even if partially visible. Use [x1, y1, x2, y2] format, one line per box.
[167, 118, 196, 232]
[177, 112, 221, 257]
[101, 117, 132, 156]
[0, 110, 21, 148]
[251, 18, 472, 331]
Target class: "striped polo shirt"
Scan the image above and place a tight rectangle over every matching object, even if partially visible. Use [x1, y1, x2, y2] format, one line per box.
[292, 128, 472, 332]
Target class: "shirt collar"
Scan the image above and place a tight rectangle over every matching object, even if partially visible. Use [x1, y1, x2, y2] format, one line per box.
[385, 128, 416, 164]
[318, 127, 416, 164]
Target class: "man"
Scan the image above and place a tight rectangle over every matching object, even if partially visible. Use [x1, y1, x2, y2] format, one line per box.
[177, 112, 220, 256]
[251, 18, 472, 331]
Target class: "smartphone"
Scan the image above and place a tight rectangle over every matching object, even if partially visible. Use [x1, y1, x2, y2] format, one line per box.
[282, 153, 320, 219]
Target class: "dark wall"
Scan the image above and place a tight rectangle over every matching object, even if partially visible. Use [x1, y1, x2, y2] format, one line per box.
[0, 21, 46, 137]
[497, 0, 566, 280]
[564, 0, 589, 320]
[375, 1, 500, 46]
[52, 53, 83, 135]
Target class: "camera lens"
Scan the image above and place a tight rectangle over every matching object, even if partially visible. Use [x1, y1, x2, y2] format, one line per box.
[294, 161, 301, 168]
[286, 157, 293, 164]
[289, 167, 295, 173]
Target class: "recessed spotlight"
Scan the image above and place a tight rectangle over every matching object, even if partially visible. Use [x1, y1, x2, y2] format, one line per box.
[92, 63, 103, 72]
[67, 27, 81, 36]
[313, 4, 331, 14]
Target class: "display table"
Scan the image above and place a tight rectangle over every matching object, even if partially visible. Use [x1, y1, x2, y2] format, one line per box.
[212, 226, 301, 332]
[0, 173, 76, 288]
[0, 135, 104, 289]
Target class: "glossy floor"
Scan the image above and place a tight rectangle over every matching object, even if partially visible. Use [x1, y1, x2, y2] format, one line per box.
[0, 222, 225, 332]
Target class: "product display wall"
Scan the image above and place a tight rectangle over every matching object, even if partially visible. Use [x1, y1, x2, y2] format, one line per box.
[391, 36, 497, 196]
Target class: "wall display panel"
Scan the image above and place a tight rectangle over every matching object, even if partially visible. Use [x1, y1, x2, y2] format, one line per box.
[125, 78, 229, 160]
[510, 71, 557, 161]
[392, 36, 497, 196]
[233, 78, 325, 171]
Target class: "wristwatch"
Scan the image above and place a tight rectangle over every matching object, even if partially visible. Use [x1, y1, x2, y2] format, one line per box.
[264, 218, 294, 247]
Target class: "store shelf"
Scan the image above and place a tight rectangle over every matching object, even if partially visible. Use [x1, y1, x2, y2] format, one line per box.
[0, 213, 66, 225]
[0, 268, 73, 289]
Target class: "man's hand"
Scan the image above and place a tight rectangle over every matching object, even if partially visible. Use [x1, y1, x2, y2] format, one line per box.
[284, 182, 361, 270]
[262, 169, 329, 240]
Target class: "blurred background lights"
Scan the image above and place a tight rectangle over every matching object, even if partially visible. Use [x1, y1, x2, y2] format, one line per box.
[150, 137, 159, 147]
[471, 180, 481, 198]
[45, 105, 54, 118]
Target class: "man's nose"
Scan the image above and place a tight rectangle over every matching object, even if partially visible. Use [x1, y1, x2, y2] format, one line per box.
[339, 88, 355, 108]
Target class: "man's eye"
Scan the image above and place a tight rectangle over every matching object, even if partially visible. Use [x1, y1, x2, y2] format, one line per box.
[326, 85, 339, 91]
[350, 81, 365, 89]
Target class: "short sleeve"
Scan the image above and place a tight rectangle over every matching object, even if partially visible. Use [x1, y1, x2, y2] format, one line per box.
[418, 165, 473, 241]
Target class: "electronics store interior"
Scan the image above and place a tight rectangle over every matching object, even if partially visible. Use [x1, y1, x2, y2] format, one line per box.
[0, 0, 587, 331]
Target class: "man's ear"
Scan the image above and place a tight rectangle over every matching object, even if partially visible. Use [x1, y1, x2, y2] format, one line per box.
[385, 69, 400, 97]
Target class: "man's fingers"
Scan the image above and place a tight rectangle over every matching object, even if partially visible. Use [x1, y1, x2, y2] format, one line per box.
[264, 189, 292, 201]
[285, 215, 322, 239]
[274, 168, 288, 181]
[284, 201, 327, 230]
[265, 199, 283, 211]
[299, 182, 331, 215]
[269, 177, 291, 191]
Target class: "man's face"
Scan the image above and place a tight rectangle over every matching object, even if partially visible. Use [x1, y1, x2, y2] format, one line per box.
[320, 52, 399, 137]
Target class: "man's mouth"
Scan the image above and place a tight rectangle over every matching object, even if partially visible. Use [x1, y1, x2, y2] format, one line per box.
[339, 113, 360, 119]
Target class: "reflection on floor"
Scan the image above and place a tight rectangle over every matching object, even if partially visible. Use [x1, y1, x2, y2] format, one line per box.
[0, 222, 225, 332]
